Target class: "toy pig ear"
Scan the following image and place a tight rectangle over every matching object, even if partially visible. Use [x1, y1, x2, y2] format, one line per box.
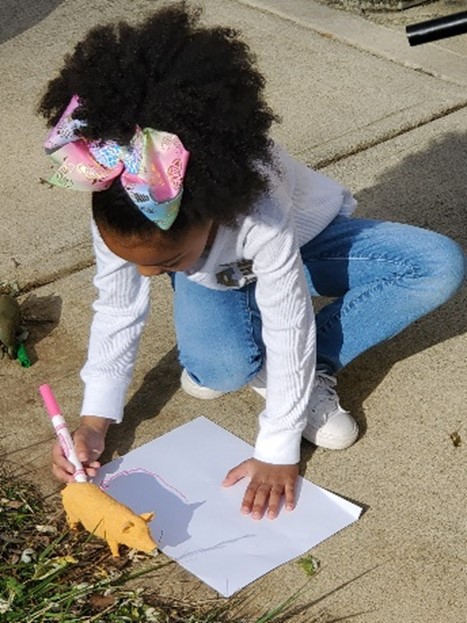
[140, 512, 154, 523]
[122, 520, 135, 533]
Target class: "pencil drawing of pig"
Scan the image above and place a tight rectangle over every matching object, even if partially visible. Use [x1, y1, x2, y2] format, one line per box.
[61, 482, 157, 558]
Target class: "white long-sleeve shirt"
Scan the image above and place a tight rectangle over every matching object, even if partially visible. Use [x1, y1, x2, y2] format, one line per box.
[81, 145, 356, 464]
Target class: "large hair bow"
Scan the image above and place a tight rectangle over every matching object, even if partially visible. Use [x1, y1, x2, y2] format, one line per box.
[44, 95, 190, 230]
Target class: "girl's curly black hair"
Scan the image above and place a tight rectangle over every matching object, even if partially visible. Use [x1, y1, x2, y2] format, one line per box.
[38, 1, 279, 238]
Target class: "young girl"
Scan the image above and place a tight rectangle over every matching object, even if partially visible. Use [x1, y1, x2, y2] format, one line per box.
[40, 3, 464, 520]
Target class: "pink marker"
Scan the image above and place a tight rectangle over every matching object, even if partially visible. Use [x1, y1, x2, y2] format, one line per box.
[39, 384, 87, 483]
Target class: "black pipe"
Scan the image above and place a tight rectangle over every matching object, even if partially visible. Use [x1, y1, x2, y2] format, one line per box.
[406, 11, 467, 46]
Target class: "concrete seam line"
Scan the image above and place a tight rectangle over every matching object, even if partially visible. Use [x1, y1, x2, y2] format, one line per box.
[234, 0, 467, 87]
[309, 101, 467, 168]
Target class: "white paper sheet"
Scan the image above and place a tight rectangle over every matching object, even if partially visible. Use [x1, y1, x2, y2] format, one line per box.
[94, 417, 362, 596]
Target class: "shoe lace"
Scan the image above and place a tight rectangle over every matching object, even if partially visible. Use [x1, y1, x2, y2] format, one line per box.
[309, 371, 340, 416]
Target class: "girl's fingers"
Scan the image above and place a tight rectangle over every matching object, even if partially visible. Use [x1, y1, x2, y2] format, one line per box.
[73, 435, 91, 463]
[51, 436, 102, 483]
[266, 485, 284, 519]
[243, 480, 270, 519]
[284, 480, 295, 512]
[52, 461, 75, 483]
[84, 461, 101, 478]
[222, 461, 248, 487]
[240, 480, 257, 515]
[52, 442, 75, 475]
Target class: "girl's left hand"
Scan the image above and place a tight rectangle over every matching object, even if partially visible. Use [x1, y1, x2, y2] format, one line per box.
[222, 458, 299, 520]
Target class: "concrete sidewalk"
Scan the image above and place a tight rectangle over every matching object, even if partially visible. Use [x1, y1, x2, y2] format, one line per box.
[1, 1, 465, 621]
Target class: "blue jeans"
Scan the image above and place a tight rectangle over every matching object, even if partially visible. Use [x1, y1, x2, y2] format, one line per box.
[172, 217, 465, 391]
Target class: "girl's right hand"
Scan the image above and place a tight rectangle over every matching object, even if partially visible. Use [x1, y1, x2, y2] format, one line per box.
[52, 416, 111, 483]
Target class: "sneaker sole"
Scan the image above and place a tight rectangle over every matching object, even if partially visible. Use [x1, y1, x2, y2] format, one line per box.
[250, 383, 266, 399]
[303, 420, 359, 450]
[180, 369, 226, 400]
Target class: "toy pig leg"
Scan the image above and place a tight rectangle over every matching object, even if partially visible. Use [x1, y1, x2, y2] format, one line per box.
[106, 537, 121, 558]
[63, 507, 80, 531]
[61, 486, 83, 530]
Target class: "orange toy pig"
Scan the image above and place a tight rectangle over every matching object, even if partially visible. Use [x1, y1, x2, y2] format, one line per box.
[62, 482, 157, 558]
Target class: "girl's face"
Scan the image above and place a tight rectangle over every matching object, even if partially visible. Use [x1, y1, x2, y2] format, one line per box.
[99, 220, 215, 276]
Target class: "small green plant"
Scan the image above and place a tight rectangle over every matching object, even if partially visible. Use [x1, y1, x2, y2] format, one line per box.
[297, 555, 320, 578]
[0, 468, 317, 622]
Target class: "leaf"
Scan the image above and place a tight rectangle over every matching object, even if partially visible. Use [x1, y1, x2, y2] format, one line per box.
[0, 599, 11, 614]
[88, 593, 116, 611]
[1, 498, 23, 510]
[32, 555, 78, 580]
[297, 554, 320, 577]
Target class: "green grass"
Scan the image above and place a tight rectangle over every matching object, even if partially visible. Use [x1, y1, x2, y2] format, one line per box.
[0, 469, 313, 623]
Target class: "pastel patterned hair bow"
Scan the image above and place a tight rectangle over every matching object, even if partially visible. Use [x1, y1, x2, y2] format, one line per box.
[44, 95, 190, 230]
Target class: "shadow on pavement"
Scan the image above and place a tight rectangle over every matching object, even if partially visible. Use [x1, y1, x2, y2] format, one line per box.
[102, 346, 181, 462]
[1, 0, 64, 45]
[356, 131, 466, 246]
[243, 565, 379, 622]
[336, 130, 466, 433]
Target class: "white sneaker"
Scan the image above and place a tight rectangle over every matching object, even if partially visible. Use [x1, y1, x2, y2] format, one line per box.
[251, 368, 358, 450]
[182, 368, 266, 399]
[180, 369, 226, 399]
[183, 366, 358, 450]
[302, 371, 359, 450]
